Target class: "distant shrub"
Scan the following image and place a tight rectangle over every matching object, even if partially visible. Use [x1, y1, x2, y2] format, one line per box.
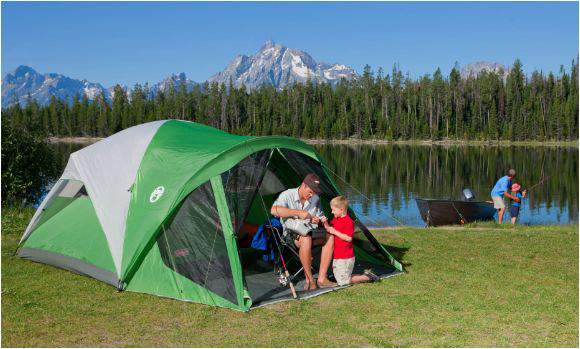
[1, 123, 57, 206]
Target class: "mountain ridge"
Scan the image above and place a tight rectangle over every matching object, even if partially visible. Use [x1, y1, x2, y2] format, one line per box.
[2, 42, 513, 107]
[208, 40, 358, 89]
[1, 66, 199, 107]
[460, 61, 509, 79]
[2, 66, 110, 106]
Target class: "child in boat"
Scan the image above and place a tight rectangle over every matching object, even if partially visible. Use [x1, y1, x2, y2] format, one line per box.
[509, 183, 527, 225]
[323, 196, 379, 286]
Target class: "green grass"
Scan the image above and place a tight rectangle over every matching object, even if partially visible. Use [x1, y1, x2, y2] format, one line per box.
[2, 207, 578, 347]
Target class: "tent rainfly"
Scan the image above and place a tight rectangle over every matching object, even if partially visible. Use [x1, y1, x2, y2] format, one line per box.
[18, 120, 403, 311]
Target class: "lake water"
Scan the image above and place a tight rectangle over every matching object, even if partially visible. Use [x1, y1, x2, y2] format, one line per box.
[49, 142, 578, 227]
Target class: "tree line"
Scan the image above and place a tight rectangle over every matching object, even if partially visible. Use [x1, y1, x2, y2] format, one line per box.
[2, 58, 578, 141]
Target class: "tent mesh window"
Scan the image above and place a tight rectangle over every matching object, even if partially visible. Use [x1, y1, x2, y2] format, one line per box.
[279, 149, 393, 269]
[279, 149, 338, 196]
[221, 150, 271, 236]
[157, 181, 237, 304]
[353, 221, 395, 267]
[27, 179, 88, 234]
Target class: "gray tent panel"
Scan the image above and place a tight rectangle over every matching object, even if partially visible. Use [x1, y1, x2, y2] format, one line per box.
[18, 247, 120, 287]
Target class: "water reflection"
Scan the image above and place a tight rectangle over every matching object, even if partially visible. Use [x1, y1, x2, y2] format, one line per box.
[314, 144, 578, 227]
[47, 142, 578, 227]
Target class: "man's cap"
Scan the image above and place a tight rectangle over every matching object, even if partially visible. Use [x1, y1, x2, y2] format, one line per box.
[508, 169, 516, 177]
[303, 173, 322, 194]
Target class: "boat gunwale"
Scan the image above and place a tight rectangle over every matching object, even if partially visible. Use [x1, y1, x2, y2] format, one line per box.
[415, 198, 494, 205]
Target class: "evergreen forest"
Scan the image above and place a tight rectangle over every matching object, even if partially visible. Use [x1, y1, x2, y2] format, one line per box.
[2, 59, 578, 141]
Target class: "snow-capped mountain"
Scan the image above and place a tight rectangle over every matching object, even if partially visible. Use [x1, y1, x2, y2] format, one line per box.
[2, 54, 513, 108]
[1, 66, 199, 107]
[208, 40, 358, 89]
[2, 65, 110, 107]
[1, 42, 357, 106]
[150, 72, 198, 95]
[460, 61, 509, 79]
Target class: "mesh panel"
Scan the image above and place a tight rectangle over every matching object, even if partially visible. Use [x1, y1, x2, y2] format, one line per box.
[157, 181, 237, 304]
[279, 149, 338, 196]
[221, 150, 271, 236]
[279, 149, 393, 267]
[353, 221, 390, 265]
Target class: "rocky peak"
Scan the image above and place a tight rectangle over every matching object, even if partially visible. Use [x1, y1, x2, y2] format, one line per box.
[208, 40, 357, 89]
[461, 61, 509, 79]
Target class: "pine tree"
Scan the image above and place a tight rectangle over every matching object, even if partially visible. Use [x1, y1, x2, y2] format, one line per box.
[111, 85, 128, 132]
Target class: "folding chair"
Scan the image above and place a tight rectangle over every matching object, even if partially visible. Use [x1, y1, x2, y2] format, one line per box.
[263, 221, 320, 284]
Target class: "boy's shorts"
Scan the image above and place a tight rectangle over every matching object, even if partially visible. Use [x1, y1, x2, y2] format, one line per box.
[492, 196, 505, 209]
[509, 205, 520, 218]
[333, 257, 355, 286]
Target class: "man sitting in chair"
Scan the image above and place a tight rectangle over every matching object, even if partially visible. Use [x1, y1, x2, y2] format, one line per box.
[270, 173, 336, 290]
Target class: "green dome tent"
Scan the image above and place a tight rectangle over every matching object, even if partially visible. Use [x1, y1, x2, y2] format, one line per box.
[18, 120, 402, 311]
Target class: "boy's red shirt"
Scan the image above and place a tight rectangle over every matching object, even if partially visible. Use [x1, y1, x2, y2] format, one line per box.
[331, 214, 355, 259]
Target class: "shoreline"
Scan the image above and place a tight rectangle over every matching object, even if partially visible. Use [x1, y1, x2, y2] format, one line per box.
[47, 136, 578, 147]
[303, 138, 579, 147]
[47, 136, 103, 144]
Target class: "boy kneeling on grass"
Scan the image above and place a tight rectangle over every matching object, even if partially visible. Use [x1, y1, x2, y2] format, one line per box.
[323, 196, 380, 286]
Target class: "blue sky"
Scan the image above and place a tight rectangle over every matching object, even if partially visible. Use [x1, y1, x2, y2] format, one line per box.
[2, 1, 578, 87]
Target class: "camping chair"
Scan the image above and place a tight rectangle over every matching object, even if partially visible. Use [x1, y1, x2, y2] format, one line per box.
[262, 220, 321, 284]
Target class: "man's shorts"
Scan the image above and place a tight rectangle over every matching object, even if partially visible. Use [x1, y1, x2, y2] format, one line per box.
[333, 257, 355, 286]
[492, 196, 505, 209]
[509, 205, 520, 218]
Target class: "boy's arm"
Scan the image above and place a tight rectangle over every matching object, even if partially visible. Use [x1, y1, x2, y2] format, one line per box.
[336, 230, 352, 242]
[324, 224, 352, 242]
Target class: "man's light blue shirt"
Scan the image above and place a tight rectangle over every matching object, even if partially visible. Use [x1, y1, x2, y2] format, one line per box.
[491, 175, 511, 197]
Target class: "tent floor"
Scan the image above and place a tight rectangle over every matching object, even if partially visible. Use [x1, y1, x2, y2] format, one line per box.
[245, 260, 402, 308]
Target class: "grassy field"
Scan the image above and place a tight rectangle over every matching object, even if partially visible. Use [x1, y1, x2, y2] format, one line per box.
[2, 208, 578, 347]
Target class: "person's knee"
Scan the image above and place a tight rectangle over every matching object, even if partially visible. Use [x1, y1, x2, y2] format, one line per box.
[322, 236, 334, 249]
[299, 235, 312, 249]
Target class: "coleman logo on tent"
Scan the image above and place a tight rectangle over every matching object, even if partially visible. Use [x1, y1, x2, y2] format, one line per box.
[149, 186, 165, 203]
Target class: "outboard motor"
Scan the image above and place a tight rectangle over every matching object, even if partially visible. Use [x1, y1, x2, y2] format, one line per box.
[462, 188, 475, 201]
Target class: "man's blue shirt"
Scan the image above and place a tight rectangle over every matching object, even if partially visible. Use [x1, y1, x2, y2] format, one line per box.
[491, 176, 511, 197]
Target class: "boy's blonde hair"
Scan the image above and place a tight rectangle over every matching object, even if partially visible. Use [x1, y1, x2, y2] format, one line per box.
[330, 196, 349, 210]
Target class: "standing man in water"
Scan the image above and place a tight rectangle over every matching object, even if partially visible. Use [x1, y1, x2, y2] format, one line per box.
[491, 169, 520, 224]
